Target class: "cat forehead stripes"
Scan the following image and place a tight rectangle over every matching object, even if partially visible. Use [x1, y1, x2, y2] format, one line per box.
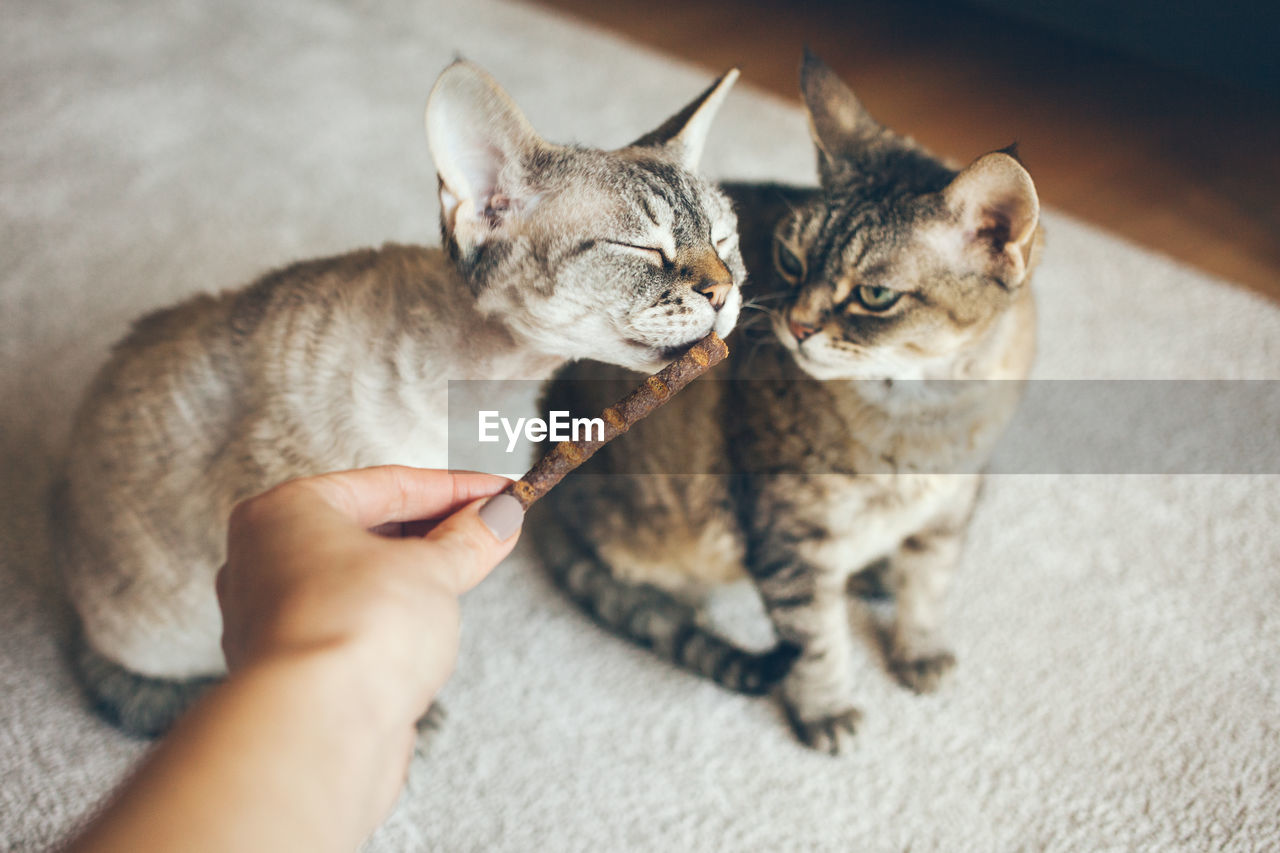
[621, 156, 719, 243]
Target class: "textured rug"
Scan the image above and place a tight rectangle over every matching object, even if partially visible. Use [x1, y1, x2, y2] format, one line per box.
[2, 0, 1278, 850]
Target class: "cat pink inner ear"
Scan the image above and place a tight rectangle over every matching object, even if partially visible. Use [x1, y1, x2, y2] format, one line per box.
[425, 61, 543, 230]
[945, 152, 1039, 279]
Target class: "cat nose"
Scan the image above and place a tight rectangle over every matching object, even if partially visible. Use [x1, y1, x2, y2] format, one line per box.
[788, 316, 818, 342]
[684, 249, 733, 310]
[697, 280, 733, 310]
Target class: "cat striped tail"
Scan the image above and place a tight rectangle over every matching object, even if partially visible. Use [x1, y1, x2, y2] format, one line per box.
[534, 517, 799, 695]
[48, 476, 217, 738]
[73, 636, 218, 738]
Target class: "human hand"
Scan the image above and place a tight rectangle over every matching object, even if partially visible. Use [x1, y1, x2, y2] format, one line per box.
[68, 467, 525, 853]
[217, 465, 523, 746]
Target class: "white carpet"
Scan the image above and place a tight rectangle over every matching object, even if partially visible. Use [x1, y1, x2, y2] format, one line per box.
[2, 0, 1278, 850]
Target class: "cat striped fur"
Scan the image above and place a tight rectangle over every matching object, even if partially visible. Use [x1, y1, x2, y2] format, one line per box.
[534, 52, 1040, 753]
[532, 503, 800, 695]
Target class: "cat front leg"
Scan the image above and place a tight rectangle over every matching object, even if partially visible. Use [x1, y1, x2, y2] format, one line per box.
[754, 560, 861, 754]
[887, 524, 964, 694]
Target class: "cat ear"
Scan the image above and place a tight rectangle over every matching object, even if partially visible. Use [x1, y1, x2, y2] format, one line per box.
[426, 60, 546, 256]
[942, 151, 1041, 285]
[630, 68, 739, 170]
[799, 49, 885, 183]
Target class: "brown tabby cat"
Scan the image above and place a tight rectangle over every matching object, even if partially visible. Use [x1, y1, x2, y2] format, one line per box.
[532, 51, 1040, 754]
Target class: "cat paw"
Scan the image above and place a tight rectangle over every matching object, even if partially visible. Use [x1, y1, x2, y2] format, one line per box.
[788, 706, 863, 755]
[891, 650, 956, 694]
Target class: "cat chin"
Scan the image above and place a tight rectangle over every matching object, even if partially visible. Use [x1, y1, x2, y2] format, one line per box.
[785, 343, 910, 382]
[798, 355, 927, 382]
[616, 333, 716, 373]
[774, 326, 928, 382]
[791, 356, 865, 381]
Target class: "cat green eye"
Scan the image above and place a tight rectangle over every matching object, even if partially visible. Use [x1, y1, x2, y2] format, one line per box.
[854, 285, 902, 312]
[773, 239, 805, 284]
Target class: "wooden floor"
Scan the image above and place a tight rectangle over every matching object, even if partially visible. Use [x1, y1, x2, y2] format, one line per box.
[534, 0, 1280, 303]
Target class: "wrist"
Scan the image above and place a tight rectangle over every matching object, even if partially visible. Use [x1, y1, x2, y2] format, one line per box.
[236, 640, 417, 744]
[228, 647, 418, 840]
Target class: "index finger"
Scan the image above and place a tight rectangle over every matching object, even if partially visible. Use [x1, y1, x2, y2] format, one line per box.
[291, 466, 512, 528]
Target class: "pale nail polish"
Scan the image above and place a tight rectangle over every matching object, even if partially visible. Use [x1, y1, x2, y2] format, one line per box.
[478, 494, 524, 540]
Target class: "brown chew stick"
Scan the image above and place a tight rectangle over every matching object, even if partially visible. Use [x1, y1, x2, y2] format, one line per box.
[504, 331, 729, 510]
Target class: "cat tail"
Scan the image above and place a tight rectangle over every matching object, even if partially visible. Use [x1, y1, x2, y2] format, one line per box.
[72, 636, 219, 738]
[48, 476, 218, 738]
[533, 516, 799, 696]
[72, 630, 449, 744]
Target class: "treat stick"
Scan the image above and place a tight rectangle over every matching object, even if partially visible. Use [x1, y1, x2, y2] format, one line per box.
[504, 331, 729, 509]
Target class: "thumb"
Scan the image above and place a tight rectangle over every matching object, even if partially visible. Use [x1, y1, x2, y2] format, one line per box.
[419, 493, 524, 593]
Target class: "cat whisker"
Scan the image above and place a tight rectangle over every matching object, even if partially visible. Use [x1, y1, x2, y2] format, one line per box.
[735, 311, 778, 332]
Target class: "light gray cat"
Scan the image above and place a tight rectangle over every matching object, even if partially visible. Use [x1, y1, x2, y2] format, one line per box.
[51, 60, 745, 736]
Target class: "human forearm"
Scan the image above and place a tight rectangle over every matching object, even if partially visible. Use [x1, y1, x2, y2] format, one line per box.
[69, 647, 410, 853]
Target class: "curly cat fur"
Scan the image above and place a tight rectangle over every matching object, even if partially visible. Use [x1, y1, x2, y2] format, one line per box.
[51, 60, 745, 736]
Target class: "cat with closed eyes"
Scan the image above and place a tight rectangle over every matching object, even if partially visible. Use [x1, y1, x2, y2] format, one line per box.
[51, 60, 746, 736]
[534, 51, 1040, 754]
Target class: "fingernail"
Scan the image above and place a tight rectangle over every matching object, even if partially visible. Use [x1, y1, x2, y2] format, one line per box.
[478, 494, 524, 541]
